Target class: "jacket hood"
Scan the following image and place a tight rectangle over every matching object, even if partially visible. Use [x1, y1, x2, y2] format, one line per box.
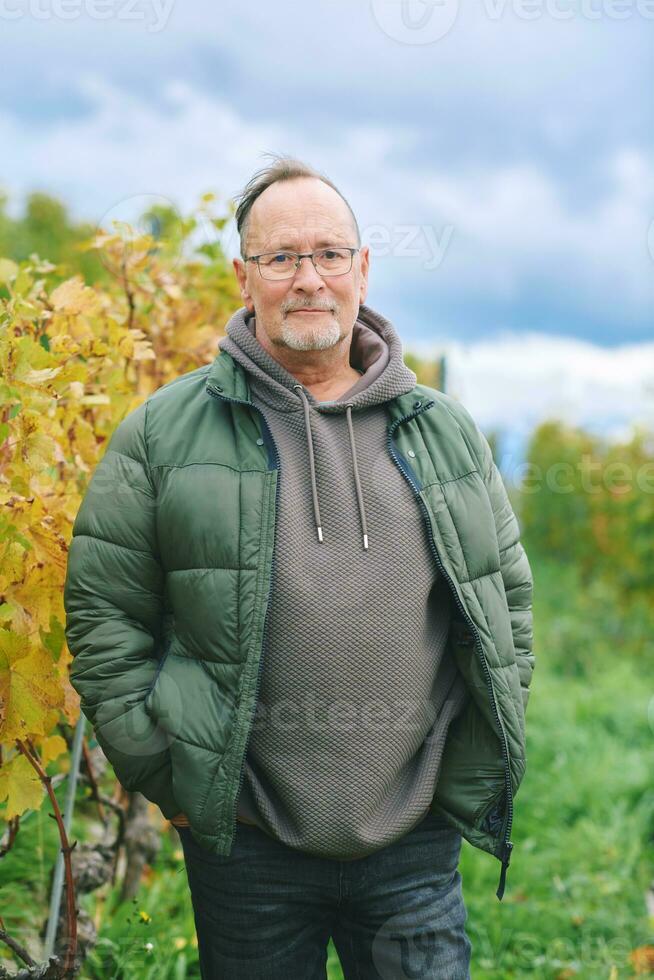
[214, 304, 418, 550]
[217, 303, 417, 415]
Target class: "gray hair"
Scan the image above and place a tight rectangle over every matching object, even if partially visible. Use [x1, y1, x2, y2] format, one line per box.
[233, 152, 361, 259]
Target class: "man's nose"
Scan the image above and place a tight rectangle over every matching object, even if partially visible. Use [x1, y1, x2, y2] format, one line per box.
[291, 256, 326, 291]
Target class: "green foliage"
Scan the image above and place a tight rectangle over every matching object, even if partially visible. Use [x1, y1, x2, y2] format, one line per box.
[519, 420, 654, 610]
[458, 554, 654, 979]
[0, 190, 106, 287]
[403, 350, 445, 389]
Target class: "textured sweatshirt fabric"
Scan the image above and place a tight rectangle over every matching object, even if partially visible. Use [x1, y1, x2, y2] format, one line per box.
[217, 303, 470, 860]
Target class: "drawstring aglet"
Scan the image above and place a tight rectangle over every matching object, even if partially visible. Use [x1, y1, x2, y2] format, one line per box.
[317, 525, 323, 543]
[363, 533, 369, 550]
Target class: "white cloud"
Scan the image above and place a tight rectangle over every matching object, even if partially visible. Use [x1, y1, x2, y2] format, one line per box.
[0, 75, 290, 226]
[3, 73, 650, 325]
[409, 331, 654, 461]
[407, 149, 654, 315]
[0, 74, 651, 431]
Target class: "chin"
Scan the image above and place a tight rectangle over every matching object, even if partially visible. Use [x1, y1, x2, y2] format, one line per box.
[281, 320, 342, 351]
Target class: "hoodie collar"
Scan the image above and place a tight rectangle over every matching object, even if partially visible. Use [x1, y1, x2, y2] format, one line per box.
[208, 304, 418, 550]
[216, 303, 416, 415]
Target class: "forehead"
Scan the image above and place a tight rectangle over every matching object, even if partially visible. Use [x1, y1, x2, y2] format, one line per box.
[247, 178, 356, 251]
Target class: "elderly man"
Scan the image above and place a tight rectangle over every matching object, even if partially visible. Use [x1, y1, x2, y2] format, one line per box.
[64, 155, 534, 980]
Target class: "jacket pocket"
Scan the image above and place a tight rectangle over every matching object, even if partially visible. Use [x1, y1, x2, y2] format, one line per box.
[141, 653, 237, 834]
[434, 762, 506, 828]
[144, 649, 172, 712]
[434, 686, 507, 830]
[143, 615, 175, 712]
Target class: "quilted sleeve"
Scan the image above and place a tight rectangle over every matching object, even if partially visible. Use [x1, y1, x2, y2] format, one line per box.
[446, 396, 535, 712]
[482, 445, 535, 712]
[63, 400, 180, 819]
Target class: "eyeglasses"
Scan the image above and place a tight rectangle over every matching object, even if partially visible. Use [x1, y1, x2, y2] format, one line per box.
[244, 246, 359, 281]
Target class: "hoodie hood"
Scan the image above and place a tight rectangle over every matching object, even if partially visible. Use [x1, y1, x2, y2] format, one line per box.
[215, 303, 418, 549]
[217, 303, 417, 414]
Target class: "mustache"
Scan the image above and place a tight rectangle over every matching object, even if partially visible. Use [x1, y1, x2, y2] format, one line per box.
[284, 304, 336, 313]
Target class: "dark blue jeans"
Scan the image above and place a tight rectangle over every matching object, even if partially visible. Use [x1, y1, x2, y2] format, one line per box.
[176, 809, 472, 979]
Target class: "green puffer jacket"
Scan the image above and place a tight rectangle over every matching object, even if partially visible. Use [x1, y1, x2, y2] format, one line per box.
[64, 342, 534, 901]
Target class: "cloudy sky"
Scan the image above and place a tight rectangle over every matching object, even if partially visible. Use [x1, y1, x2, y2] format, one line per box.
[1, 0, 652, 460]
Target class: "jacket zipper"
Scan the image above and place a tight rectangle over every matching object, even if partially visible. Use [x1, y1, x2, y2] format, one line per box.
[206, 381, 514, 895]
[206, 382, 280, 853]
[387, 398, 514, 901]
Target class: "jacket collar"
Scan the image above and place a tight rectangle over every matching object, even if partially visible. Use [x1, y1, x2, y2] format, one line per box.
[206, 347, 426, 422]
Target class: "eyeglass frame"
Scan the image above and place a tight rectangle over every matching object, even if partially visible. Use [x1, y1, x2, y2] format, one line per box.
[243, 245, 360, 280]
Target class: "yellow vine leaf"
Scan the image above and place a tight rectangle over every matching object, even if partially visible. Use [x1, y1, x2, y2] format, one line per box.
[79, 394, 111, 406]
[118, 333, 135, 358]
[61, 667, 82, 727]
[39, 734, 68, 765]
[0, 542, 29, 593]
[0, 257, 19, 283]
[13, 561, 66, 632]
[133, 341, 156, 362]
[50, 276, 103, 316]
[29, 518, 69, 573]
[0, 198, 242, 829]
[22, 366, 63, 386]
[49, 333, 82, 355]
[0, 753, 44, 818]
[12, 336, 60, 384]
[21, 427, 56, 473]
[71, 415, 100, 466]
[0, 630, 64, 741]
[89, 338, 111, 357]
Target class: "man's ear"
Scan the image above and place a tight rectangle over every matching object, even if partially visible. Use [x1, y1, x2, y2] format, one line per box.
[233, 257, 254, 310]
[358, 245, 370, 305]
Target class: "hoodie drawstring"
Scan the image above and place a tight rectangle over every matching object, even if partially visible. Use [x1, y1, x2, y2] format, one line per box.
[293, 384, 369, 550]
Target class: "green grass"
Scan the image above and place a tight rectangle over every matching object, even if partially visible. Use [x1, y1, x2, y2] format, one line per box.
[457, 557, 654, 978]
[2, 557, 652, 978]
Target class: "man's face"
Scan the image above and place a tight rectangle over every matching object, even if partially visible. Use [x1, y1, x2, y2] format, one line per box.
[233, 177, 369, 353]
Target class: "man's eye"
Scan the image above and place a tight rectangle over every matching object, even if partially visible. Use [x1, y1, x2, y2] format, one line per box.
[259, 252, 290, 265]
